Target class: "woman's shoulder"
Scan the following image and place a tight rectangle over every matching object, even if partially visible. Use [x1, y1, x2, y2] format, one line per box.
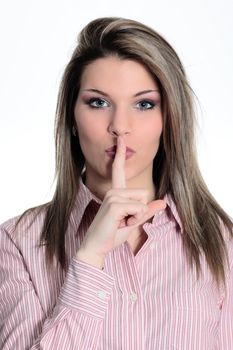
[0, 204, 48, 245]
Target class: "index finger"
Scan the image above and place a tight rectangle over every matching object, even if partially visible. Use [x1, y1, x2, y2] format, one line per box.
[112, 136, 126, 189]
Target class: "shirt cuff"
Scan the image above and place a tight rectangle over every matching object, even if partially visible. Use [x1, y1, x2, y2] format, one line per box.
[58, 257, 115, 320]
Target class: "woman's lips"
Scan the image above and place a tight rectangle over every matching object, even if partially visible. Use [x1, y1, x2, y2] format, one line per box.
[105, 145, 136, 160]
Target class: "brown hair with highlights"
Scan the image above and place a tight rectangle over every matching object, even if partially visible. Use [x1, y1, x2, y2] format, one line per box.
[19, 17, 232, 284]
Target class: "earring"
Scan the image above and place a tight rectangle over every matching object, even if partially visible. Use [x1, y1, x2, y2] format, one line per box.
[72, 125, 77, 136]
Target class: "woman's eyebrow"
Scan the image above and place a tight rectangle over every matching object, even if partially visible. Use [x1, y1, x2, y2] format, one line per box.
[82, 88, 109, 97]
[134, 89, 160, 97]
[81, 88, 160, 97]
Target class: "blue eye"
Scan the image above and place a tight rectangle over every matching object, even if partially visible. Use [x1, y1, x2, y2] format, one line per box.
[88, 98, 109, 108]
[136, 100, 155, 110]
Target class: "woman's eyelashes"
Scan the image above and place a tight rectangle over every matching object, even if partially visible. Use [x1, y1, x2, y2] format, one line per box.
[86, 97, 109, 108]
[84, 97, 157, 110]
[135, 100, 155, 110]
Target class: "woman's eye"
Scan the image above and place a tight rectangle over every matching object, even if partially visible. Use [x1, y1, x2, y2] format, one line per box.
[136, 100, 155, 110]
[88, 98, 109, 108]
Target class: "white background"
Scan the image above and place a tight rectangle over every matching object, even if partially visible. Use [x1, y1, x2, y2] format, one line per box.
[0, 0, 232, 223]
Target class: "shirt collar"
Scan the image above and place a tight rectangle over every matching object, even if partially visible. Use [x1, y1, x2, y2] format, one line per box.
[71, 176, 183, 234]
[161, 193, 184, 233]
[71, 176, 102, 228]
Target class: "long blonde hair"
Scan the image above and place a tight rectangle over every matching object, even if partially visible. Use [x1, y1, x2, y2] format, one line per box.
[19, 17, 232, 284]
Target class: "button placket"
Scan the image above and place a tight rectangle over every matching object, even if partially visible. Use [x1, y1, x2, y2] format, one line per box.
[113, 245, 144, 349]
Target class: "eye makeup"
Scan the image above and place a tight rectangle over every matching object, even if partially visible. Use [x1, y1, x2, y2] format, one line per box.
[135, 100, 156, 110]
[85, 97, 109, 108]
[80, 90, 161, 111]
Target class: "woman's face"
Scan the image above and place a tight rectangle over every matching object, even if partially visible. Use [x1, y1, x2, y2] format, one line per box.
[74, 56, 163, 188]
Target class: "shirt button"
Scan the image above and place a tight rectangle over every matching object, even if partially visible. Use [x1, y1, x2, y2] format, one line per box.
[130, 292, 138, 302]
[97, 290, 107, 299]
[150, 242, 155, 249]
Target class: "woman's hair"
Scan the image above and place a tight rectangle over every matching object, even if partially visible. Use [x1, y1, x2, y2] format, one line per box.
[19, 17, 232, 284]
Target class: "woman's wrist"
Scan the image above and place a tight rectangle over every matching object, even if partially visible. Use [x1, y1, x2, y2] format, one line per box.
[76, 247, 105, 270]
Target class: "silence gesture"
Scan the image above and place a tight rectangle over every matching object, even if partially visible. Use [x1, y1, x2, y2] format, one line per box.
[76, 136, 166, 268]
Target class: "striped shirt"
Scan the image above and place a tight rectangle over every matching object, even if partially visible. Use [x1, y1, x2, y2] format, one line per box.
[0, 177, 232, 349]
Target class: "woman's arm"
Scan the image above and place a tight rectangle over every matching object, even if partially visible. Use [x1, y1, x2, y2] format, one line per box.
[216, 234, 233, 349]
[217, 268, 233, 348]
[0, 226, 114, 349]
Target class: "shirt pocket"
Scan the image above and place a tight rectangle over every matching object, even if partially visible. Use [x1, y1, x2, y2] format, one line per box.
[170, 287, 221, 349]
[172, 285, 220, 310]
[173, 287, 220, 329]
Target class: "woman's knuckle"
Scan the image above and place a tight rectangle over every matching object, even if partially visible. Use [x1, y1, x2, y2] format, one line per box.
[106, 189, 114, 198]
[108, 201, 117, 212]
[142, 203, 148, 212]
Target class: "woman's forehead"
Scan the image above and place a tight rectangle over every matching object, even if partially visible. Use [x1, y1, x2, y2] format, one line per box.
[79, 56, 160, 95]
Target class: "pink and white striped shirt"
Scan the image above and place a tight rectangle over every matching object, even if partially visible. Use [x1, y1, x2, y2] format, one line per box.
[0, 177, 232, 349]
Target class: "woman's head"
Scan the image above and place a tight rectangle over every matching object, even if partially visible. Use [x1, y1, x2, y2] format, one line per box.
[55, 17, 196, 198]
[36, 17, 232, 283]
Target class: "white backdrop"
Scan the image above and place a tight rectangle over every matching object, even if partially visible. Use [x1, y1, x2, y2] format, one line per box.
[0, 0, 232, 223]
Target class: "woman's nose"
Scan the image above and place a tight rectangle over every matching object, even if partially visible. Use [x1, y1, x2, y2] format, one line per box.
[107, 108, 132, 136]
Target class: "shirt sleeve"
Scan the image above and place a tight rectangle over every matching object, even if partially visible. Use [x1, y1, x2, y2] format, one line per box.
[217, 240, 233, 349]
[0, 226, 115, 350]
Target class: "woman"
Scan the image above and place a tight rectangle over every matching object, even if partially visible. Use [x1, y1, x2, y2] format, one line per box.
[0, 17, 232, 349]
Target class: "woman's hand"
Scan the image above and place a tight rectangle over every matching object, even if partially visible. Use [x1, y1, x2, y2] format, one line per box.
[76, 136, 166, 268]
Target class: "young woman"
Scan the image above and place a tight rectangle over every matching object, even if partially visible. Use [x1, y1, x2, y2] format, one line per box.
[0, 17, 232, 350]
